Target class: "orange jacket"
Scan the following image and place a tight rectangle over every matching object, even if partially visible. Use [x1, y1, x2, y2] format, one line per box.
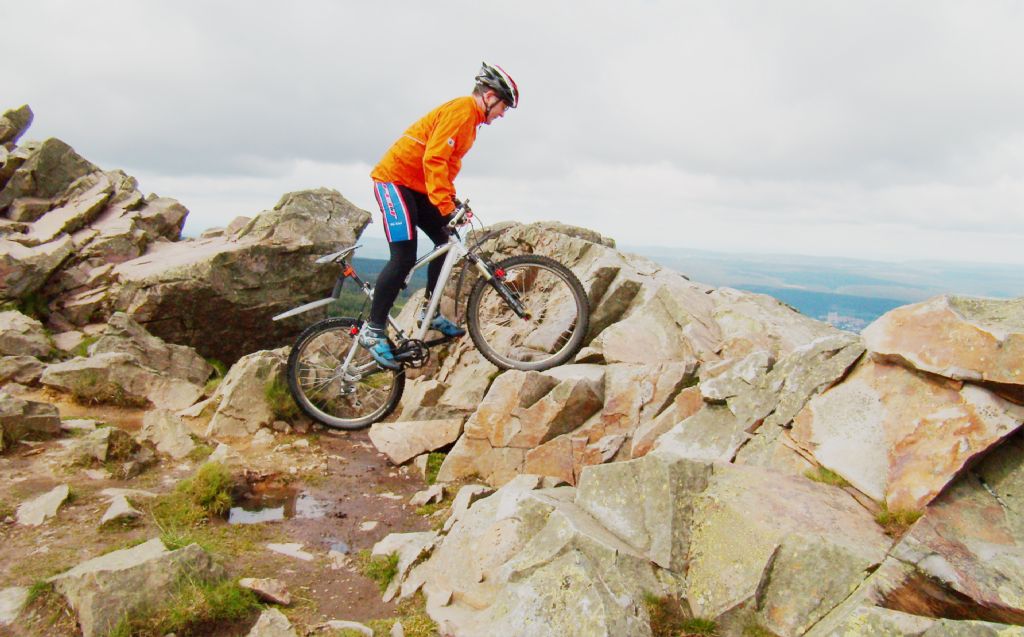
[371, 96, 484, 216]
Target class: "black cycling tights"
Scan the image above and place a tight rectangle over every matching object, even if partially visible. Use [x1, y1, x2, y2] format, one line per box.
[369, 185, 449, 329]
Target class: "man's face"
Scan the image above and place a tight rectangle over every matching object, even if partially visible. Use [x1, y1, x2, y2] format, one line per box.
[484, 91, 509, 124]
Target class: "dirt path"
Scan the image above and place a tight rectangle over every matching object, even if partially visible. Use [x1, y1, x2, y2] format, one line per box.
[0, 395, 438, 636]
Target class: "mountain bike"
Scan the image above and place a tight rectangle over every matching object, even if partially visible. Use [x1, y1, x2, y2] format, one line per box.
[272, 201, 590, 430]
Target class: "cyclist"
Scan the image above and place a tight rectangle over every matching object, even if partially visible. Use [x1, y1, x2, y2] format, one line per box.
[360, 62, 519, 369]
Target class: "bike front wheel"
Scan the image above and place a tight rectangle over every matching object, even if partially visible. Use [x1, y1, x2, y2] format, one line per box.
[286, 317, 405, 430]
[467, 255, 590, 371]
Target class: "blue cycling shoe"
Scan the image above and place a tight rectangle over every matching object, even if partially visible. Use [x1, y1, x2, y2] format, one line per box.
[359, 326, 401, 370]
[422, 312, 466, 338]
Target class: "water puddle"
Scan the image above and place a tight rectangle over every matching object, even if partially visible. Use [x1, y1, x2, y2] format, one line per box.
[228, 488, 329, 525]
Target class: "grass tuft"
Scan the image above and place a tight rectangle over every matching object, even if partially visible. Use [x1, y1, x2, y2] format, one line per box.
[264, 375, 300, 422]
[643, 592, 718, 637]
[108, 577, 260, 636]
[425, 452, 446, 485]
[26, 580, 54, 605]
[875, 502, 923, 537]
[151, 462, 235, 532]
[70, 335, 99, 359]
[357, 550, 400, 593]
[68, 370, 149, 408]
[803, 466, 850, 487]
[364, 593, 439, 637]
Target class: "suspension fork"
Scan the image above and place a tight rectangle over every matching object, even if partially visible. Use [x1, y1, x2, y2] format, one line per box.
[467, 253, 529, 318]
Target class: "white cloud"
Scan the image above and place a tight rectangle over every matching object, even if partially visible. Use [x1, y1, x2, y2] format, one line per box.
[5, 0, 1024, 266]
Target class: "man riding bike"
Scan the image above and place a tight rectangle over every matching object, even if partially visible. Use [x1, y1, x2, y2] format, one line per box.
[360, 62, 520, 369]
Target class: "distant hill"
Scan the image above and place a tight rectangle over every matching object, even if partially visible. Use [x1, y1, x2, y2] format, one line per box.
[351, 233, 1022, 333]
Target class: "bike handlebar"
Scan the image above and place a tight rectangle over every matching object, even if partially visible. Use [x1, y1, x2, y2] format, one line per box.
[448, 200, 472, 228]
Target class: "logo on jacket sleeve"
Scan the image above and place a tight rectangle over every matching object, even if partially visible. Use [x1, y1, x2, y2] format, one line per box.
[447, 138, 455, 147]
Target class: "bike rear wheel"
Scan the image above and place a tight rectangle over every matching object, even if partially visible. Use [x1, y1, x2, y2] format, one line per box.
[467, 255, 590, 371]
[286, 317, 405, 430]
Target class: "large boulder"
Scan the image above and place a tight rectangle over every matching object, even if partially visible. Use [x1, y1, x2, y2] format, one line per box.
[790, 356, 1024, 511]
[110, 188, 371, 362]
[204, 348, 287, 438]
[864, 295, 1024, 393]
[0, 309, 51, 357]
[49, 538, 226, 637]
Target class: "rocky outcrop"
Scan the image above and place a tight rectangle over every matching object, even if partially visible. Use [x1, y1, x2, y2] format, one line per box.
[2, 110, 372, 364]
[110, 188, 371, 362]
[50, 538, 226, 637]
[138, 409, 196, 459]
[0, 105, 33, 145]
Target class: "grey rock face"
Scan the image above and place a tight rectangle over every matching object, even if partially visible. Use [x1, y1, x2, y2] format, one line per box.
[0, 390, 61, 447]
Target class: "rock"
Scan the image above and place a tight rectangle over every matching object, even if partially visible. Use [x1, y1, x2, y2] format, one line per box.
[99, 494, 142, 525]
[863, 295, 1024, 389]
[0, 104, 33, 145]
[863, 431, 1024, 623]
[205, 349, 287, 438]
[0, 355, 44, 384]
[245, 608, 297, 637]
[791, 356, 1024, 510]
[111, 188, 371, 363]
[7, 197, 53, 223]
[391, 620, 405, 637]
[0, 586, 29, 626]
[138, 409, 196, 459]
[0, 138, 98, 211]
[0, 234, 74, 300]
[574, 453, 713, 571]
[410, 484, 445, 507]
[41, 352, 204, 410]
[88, 312, 213, 385]
[49, 539, 226, 637]
[699, 350, 775, 402]
[16, 484, 70, 526]
[443, 484, 495, 532]
[412, 453, 430, 480]
[0, 310, 51, 357]
[266, 543, 314, 561]
[685, 463, 891, 635]
[239, 577, 291, 605]
[66, 425, 138, 464]
[316, 620, 373, 636]
[60, 418, 98, 433]
[251, 428, 276, 449]
[51, 330, 86, 354]
[15, 172, 112, 246]
[0, 391, 61, 446]
[208, 442, 242, 466]
[372, 531, 439, 602]
[630, 386, 703, 458]
[369, 418, 464, 465]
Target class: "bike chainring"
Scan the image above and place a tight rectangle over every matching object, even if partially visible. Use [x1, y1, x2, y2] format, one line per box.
[393, 339, 430, 368]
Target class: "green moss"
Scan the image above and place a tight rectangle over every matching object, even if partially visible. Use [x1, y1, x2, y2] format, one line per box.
[70, 335, 99, 359]
[187, 440, 215, 463]
[425, 452, 446, 485]
[264, 375, 300, 421]
[803, 466, 850, 488]
[875, 502, 923, 537]
[357, 550, 399, 593]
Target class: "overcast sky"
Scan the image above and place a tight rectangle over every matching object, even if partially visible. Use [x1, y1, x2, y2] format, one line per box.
[6, 1, 1024, 265]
